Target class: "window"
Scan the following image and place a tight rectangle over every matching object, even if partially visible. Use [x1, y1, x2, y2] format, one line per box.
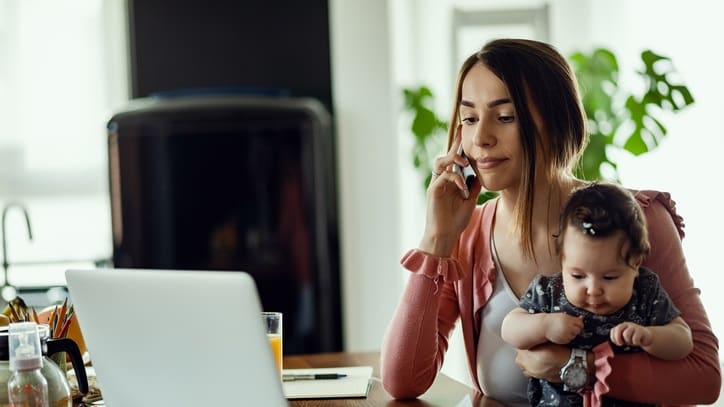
[451, 5, 550, 71]
[0, 0, 128, 301]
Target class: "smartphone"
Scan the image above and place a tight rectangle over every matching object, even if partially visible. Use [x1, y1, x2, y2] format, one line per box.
[452, 144, 476, 199]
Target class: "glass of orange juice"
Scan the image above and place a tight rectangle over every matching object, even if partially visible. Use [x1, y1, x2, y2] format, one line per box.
[262, 312, 283, 378]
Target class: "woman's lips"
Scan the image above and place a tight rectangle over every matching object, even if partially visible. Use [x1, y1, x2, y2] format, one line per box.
[476, 157, 507, 170]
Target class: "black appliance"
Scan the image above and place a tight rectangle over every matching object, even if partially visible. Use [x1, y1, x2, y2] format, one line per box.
[106, 95, 342, 354]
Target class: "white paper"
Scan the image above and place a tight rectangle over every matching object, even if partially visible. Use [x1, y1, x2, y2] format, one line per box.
[282, 366, 373, 399]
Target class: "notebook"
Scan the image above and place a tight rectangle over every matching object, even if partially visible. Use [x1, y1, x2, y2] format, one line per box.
[65, 268, 289, 407]
[282, 366, 373, 399]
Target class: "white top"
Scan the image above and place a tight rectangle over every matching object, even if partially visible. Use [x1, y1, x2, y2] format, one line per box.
[475, 239, 529, 406]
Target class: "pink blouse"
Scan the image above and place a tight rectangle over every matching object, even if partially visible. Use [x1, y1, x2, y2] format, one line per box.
[381, 190, 721, 405]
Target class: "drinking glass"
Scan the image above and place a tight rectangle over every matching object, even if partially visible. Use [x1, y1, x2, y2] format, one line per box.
[262, 312, 282, 378]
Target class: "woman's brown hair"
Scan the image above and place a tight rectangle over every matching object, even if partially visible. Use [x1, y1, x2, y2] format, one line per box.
[447, 38, 587, 259]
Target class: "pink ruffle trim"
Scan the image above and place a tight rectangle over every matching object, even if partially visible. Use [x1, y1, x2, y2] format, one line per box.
[581, 342, 614, 407]
[634, 190, 685, 239]
[400, 249, 463, 282]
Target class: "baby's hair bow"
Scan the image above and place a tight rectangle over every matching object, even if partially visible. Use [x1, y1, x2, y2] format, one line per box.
[582, 221, 596, 235]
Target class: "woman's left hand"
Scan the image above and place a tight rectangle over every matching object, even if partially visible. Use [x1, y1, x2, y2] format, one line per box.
[514, 343, 570, 382]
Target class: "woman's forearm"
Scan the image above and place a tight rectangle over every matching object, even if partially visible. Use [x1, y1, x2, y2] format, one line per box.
[381, 275, 446, 399]
[602, 342, 720, 404]
[381, 251, 464, 399]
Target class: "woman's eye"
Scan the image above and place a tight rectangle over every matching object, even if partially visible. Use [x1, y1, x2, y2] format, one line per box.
[498, 115, 514, 123]
[461, 116, 478, 125]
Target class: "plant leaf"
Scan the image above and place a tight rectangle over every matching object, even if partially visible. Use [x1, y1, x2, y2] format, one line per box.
[412, 108, 437, 141]
[623, 130, 648, 155]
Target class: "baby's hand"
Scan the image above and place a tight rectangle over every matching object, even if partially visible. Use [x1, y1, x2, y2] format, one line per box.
[544, 313, 583, 345]
[610, 322, 653, 347]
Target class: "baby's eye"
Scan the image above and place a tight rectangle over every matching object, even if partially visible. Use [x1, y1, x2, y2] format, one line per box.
[571, 274, 585, 280]
[603, 275, 619, 281]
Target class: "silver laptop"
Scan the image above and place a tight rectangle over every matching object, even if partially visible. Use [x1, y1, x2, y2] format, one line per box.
[65, 268, 289, 407]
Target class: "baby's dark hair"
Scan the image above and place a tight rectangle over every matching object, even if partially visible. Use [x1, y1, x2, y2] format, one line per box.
[556, 182, 650, 267]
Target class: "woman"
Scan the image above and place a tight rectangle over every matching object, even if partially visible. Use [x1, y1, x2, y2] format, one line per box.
[380, 39, 720, 405]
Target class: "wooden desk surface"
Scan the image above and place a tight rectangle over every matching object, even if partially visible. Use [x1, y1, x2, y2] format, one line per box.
[71, 351, 506, 406]
[284, 352, 505, 407]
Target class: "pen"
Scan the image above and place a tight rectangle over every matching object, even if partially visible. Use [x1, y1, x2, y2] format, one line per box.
[282, 373, 347, 381]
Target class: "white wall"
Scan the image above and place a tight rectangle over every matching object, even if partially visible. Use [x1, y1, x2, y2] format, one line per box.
[328, 0, 403, 352]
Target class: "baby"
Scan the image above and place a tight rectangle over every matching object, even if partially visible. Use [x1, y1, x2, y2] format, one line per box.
[501, 182, 693, 406]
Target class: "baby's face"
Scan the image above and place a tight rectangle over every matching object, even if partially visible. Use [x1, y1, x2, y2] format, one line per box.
[560, 226, 639, 315]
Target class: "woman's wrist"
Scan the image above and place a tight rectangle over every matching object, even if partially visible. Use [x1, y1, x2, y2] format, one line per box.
[418, 233, 456, 257]
[586, 351, 596, 387]
[515, 343, 572, 383]
[549, 347, 570, 383]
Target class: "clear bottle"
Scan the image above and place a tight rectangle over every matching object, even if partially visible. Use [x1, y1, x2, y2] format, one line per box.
[7, 322, 49, 407]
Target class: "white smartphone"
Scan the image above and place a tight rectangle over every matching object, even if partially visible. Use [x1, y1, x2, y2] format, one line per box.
[452, 144, 476, 199]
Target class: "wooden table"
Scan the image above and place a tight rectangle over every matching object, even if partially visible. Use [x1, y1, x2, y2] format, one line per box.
[284, 352, 506, 406]
[72, 351, 507, 406]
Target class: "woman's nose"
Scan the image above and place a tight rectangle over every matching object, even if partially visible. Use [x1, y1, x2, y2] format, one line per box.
[472, 116, 496, 147]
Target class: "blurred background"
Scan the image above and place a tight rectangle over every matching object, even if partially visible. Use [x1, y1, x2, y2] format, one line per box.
[0, 0, 721, 399]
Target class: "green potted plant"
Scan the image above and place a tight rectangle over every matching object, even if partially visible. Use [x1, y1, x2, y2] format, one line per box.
[402, 48, 694, 201]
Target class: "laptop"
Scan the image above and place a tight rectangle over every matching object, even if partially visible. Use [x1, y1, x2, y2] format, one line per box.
[65, 268, 289, 407]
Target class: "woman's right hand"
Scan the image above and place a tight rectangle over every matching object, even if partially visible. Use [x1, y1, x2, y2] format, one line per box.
[419, 126, 482, 257]
[515, 343, 571, 383]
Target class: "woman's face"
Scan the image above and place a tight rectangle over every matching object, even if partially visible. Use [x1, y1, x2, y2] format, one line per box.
[560, 225, 639, 315]
[459, 63, 523, 192]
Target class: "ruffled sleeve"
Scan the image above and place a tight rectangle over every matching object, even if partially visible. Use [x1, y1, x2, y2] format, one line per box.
[634, 190, 685, 238]
[582, 342, 615, 407]
[400, 249, 464, 282]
